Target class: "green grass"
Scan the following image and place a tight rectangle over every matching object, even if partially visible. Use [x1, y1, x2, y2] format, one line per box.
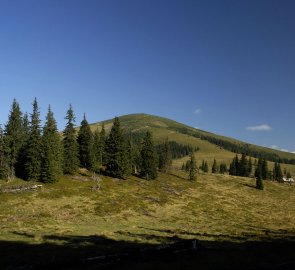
[1, 171, 295, 243]
[1, 171, 295, 268]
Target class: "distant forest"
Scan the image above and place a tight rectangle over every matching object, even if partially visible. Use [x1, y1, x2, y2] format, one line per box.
[170, 127, 295, 165]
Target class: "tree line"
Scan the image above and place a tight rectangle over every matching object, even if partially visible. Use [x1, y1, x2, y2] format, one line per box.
[171, 126, 295, 165]
[0, 99, 198, 183]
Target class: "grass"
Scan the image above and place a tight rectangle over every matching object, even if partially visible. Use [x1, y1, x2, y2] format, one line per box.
[1, 171, 295, 269]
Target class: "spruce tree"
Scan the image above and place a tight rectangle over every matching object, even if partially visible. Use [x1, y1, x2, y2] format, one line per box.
[93, 128, 101, 170]
[276, 163, 283, 182]
[188, 152, 197, 181]
[256, 172, 264, 190]
[248, 157, 252, 177]
[25, 98, 42, 181]
[41, 106, 62, 183]
[63, 104, 79, 174]
[99, 123, 106, 164]
[255, 158, 263, 179]
[0, 126, 10, 179]
[212, 159, 218, 173]
[262, 159, 268, 180]
[273, 162, 277, 181]
[158, 138, 172, 173]
[239, 153, 248, 176]
[105, 117, 128, 178]
[77, 114, 94, 169]
[15, 112, 30, 179]
[4, 99, 23, 178]
[204, 161, 209, 173]
[140, 131, 157, 180]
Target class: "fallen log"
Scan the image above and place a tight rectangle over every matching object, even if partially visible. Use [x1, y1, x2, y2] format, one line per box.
[1, 184, 43, 193]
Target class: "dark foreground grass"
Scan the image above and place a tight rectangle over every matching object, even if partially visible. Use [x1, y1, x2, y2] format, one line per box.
[0, 171, 295, 269]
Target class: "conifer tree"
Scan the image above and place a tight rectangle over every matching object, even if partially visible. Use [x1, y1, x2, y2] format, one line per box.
[41, 106, 62, 183]
[255, 158, 263, 179]
[92, 128, 101, 170]
[63, 104, 79, 174]
[25, 98, 42, 181]
[276, 163, 283, 182]
[4, 99, 23, 178]
[239, 153, 248, 176]
[273, 162, 277, 181]
[204, 161, 209, 173]
[77, 114, 94, 169]
[15, 112, 30, 179]
[125, 136, 133, 176]
[0, 126, 9, 179]
[262, 159, 268, 180]
[140, 131, 157, 180]
[105, 117, 128, 178]
[286, 172, 292, 179]
[158, 138, 172, 173]
[212, 159, 218, 173]
[248, 157, 252, 177]
[201, 160, 205, 171]
[99, 123, 106, 164]
[256, 171, 264, 190]
[188, 152, 197, 181]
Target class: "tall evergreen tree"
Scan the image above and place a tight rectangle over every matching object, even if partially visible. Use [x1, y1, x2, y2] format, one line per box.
[77, 114, 94, 169]
[276, 163, 283, 182]
[105, 117, 128, 178]
[262, 159, 268, 180]
[229, 155, 238, 175]
[92, 128, 101, 170]
[41, 106, 62, 183]
[248, 157, 253, 177]
[239, 153, 248, 176]
[15, 112, 30, 179]
[256, 171, 264, 190]
[212, 159, 218, 173]
[25, 98, 42, 181]
[140, 131, 158, 180]
[188, 152, 197, 181]
[204, 161, 209, 173]
[0, 125, 9, 179]
[99, 123, 106, 165]
[4, 99, 23, 178]
[63, 104, 79, 174]
[158, 138, 172, 173]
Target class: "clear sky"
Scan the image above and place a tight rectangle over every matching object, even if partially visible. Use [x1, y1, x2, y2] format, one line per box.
[0, 0, 294, 152]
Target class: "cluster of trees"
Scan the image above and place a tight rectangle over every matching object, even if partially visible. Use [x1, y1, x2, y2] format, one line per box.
[182, 158, 227, 175]
[0, 99, 63, 183]
[229, 154, 253, 177]
[1, 99, 202, 183]
[0, 99, 160, 182]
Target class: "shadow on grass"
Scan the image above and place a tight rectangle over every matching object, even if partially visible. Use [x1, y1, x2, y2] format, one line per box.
[1, 230, 295, 270]
[242, 183, 257, 189]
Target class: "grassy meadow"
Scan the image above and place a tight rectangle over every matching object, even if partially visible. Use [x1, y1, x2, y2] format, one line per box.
[1, 113, 295, 269]
[1, 169, 295, 269]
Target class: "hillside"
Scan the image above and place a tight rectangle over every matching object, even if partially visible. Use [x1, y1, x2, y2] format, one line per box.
[89, 113, 295, 175]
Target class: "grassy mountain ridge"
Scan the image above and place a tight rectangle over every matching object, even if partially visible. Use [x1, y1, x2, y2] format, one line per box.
[89, 113, 295, 162]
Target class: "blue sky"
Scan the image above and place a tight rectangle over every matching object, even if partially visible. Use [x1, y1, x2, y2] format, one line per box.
[0, 0, 294, 152]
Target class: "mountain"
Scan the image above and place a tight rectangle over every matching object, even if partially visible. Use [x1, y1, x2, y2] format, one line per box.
[89, 113, 295, 173]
